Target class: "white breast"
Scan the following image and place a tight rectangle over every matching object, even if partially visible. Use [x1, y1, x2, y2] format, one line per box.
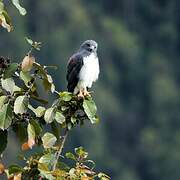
[79, 53, 99, 88]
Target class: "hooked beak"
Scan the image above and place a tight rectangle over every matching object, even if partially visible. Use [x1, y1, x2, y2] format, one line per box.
[89, 45, 96, 52]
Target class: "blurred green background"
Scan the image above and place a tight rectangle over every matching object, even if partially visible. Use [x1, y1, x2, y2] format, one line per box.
[1, 0, 180, 179]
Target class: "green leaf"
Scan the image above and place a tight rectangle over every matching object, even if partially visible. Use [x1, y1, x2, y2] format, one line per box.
[51, 122, 60, 141]
[30, 119, 42, 136]
[65, 152, 76, 161]
[98, 172, 110, 180]
[13, 85, 21, 92]
[12, 123, 27, 143]
[39, 170, 55, 180]
[71, 116, 76, 124]
[0, 2, 4, 13]
[0, 104, 12, 130]
[42, 132, 57, 149]
[33, 62, 47, 76]
[31, 95, 48, 105]
[55, 111, 65, 124]
[28, 105, 45, 117]
[34, 106, 46, 117]
[33, 62, 55, 92]
[57, 162, 70, 171]
[25, 37, 33, 45]
[20, 71, 32, 86]
[1, 78, 15, 94]
[27, 123, 35, 140]
[44, 107, 56, 123]
[27, 123, 35, 148]
[0, 96, 7, 109]
[3, 63, 18, 79]
[8, 164, 23, 174]
[83, 98, 98, 124]
[12, 0, 27, 15]
[39, 153, 56, 170]
[14, 95, 29, 114]
[75, 147, 88, 159]
[0, 130, 7, 154]
[86, 160, 96, 169]
[0, 11, 12, 32]
[59, 92, 72, 101]
[43, 75, 55, 92]
[67, 123, 72, 130]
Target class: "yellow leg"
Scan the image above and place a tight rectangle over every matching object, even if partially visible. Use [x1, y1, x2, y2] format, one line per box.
[77, 89, 84, 98]
[83, 87, 91, 97]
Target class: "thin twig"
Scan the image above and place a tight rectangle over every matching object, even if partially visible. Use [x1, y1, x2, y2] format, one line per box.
[52, 129, 69, 171]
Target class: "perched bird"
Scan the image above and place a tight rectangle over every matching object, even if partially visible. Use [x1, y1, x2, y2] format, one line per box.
[66, 40, 99, 97]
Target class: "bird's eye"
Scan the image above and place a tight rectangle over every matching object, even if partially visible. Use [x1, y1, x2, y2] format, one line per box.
[87, 43, 90, 47]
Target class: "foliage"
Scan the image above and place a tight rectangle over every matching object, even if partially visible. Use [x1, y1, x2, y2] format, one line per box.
[0, 37, 109, 179]
[0, 3, 110, 178]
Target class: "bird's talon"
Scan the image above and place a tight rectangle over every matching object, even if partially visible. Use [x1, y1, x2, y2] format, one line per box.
[77, 90, 84, 99]
[83, 90, 91, 97]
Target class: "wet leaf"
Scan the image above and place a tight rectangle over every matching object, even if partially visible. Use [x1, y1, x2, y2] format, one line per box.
[1, 78, 15, 94]
[44, 107, 56, 123]
[0, 130, 7, 154]
[21, 55, 35, 72]
[12, 0, 27, 15]
[55, 111, 65, 124]
[42, 132, 57, 148]
[14, 95, 29, 114]
[0, 104, 12, 130]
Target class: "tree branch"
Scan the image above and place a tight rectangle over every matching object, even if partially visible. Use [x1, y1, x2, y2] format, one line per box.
[52, 129, 69, 171]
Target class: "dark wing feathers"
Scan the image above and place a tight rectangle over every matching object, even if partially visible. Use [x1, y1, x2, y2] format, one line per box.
[66, 53, 83, 92]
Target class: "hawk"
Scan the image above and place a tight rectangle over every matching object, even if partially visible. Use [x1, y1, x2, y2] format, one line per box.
[66, 40, 99, 97]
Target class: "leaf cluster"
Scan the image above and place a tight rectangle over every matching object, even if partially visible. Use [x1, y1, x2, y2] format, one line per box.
[0, 38, 109, 179]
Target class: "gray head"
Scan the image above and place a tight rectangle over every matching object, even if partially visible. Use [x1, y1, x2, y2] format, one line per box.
[79, 40, 98, 53]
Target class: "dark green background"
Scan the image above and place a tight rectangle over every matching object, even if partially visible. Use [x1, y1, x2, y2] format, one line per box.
[1, 0, 180, 179]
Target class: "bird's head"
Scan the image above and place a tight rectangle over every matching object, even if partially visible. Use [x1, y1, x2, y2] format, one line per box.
[80, 40, 98, 53]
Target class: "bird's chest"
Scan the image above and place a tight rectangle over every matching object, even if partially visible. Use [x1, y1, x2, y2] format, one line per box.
[79, 54, 99, 84]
